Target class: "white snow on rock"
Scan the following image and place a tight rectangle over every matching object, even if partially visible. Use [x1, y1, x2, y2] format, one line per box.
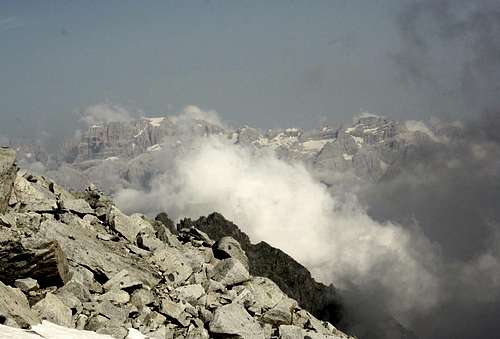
[147, 144, 162, 152]
[342, 153, 353, 161]
[0, 321, 111, 339]
[0, 321, 148, 339]
[134, 129, 144, 138]
[145, 117, 165, 127]
[302, 139, 334, 151]
[350, 135, 364, 147]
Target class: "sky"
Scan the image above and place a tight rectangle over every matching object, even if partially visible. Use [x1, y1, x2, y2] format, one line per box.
[1, 0, 487, 144]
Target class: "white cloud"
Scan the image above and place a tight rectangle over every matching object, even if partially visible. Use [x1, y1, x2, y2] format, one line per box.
[79, 103, 136, 127]
[171, 105, 225, 127]
[115, 136, 440, 318]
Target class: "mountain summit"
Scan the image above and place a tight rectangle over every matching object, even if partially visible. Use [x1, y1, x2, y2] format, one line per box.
[0, 147, 355, 339]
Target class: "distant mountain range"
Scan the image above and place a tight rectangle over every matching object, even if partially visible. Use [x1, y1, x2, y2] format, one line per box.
[5, 114, 465, 197]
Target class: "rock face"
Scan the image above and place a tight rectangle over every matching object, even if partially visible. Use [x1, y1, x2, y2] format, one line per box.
[0, 147, 16, 213]
[70, 117, 224, 163]
[184, 213, 344, 325]
[29, 114, 455, 196]
[0, 148, 354, 339]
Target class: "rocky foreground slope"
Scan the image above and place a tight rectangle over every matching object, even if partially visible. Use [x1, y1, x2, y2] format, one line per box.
[0, 147, 354, 339]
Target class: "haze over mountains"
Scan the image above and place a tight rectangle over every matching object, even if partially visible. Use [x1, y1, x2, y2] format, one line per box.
[2, 1, 500, 338]
[3, 103, 500, 339]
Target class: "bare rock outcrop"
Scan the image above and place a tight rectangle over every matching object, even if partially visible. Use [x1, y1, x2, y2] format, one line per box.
[0, 148, 354, 339]
[0, 147, 16, 213]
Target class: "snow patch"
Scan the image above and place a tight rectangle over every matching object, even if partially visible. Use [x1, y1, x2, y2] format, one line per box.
[145, 117, 165, 127]
[302, 139, 335, 151]
[363, 127, 379, 134]
[0, 320, 118, 338]
[147, 144, 162, 152]
[343, 153, 353, 161]
[134, 129, 145, 138]
[351, 135, 364, 147]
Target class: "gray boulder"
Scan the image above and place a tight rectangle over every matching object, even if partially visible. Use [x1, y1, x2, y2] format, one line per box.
[62, 198, 94, 215]
[209, 302, 265, 339]
[160, 299, 190, 327]
[9, 174, 58, 212]
[32, 293, 73, 328]
[0, 281, 40, 328]
[213, 236, 249, 270]
[149, 247, 193, 286]
[107, 207, 155, 243]
[103, 269, 143, 292]
[211, 258, 251, 287]
[14, 278, 39, 292]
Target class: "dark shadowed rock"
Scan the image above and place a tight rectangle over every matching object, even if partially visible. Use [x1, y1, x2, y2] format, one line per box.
[155, 212, 178, 235]
[213, 236, 249, 270]
[0, 147, 17, 214]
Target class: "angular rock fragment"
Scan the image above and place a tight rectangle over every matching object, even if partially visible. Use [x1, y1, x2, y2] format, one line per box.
[160, 299, 190, 327]
[97, 289, 131, 304]
[0, 281, 40, 328]
[213, 236, 249, 270]
[107, 207, 154, 243]
[96, 300, 129, 325]
[9, 174, 58, 212]
[62, 198, 94, 215]
[130, 288, 155, 310]
[209, 302, 265, 339]
[32, 293, 73, 328]
[0, 240, 70, 287]
[38, 219, 159, 287]
[57, 279, 91, 302]
[149, 247, 192, 286]
[211, 258, 251, 287]
[173, 284, 205, 304]
[279, 325, 304, 339]
[137, 232, 164, 252]
[96, 326, 129, 339]
[144, 311, 167, 332]
[14, 278, 39, 292]
[186, 326, 209, 339]
[261, 296, 297, 326]
[103, 269, 143, 292]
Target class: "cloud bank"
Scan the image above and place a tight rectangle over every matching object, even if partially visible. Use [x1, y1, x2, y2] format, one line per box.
[78, 102, 138, 127]
[115, 136, 440, 322]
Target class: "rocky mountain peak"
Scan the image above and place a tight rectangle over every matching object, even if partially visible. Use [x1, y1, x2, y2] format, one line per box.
[0, 148, 354, 339]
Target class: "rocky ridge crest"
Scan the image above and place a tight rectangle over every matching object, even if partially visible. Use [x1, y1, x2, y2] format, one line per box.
[0, 148, 353, 339]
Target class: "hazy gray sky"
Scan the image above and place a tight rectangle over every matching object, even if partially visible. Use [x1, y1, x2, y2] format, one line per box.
[0, 0, 497, 142]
